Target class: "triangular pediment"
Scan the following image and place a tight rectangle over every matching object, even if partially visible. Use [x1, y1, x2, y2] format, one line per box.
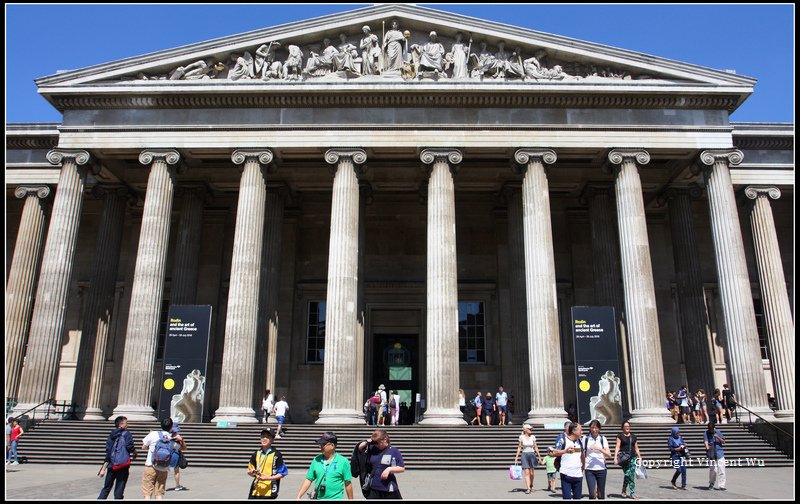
[36, 4, 755, 91]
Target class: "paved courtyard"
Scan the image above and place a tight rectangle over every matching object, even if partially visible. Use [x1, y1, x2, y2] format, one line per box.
[5, 463, 795, 500]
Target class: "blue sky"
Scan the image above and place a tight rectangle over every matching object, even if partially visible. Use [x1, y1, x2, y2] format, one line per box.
[5, 4, 794, 123]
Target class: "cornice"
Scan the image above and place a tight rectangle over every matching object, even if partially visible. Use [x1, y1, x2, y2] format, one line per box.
[7, 136, 59, 150]
[733, 137, 793, 150]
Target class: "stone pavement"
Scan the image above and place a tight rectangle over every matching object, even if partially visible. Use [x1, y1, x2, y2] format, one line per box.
[5, 463, 795, 500]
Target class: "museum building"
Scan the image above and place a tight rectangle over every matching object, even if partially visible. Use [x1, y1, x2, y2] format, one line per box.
[5, 4, 794, 425]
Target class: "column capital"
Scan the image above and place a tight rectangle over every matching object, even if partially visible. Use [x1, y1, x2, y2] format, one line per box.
[139, 149, 181, 166]
[744, 185, 781, 201]
[324, 148, 367, 165]
[46, 149, 91, 166]
[699, 149, 743, 167]
[514, 148, 557, 166]
[607, 149, 650, 166]
[420, 148, 462, 165]
[14, 185, 51, 200]
[231, 149, 274, 165]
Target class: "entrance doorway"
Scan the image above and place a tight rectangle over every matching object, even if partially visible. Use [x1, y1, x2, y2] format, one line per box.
[371, 334, 419, 425]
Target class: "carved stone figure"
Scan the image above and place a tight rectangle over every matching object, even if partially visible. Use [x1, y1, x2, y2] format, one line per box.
[170, 369, 206, 423]
[282, 45, 304, 80]
[333, 33, 359, 74]
[523, 50, 549, 80]
[446, 32, 471, 79]
[471, 41, 501, 78]
[505, 46, 526, 80]
[229, 51, 255, 80]
[304, 39, 336, 77]
[359, 25, 381, 76]
[382, 19, 406, 72]
[169, 59, 216, 80]
[588, 370, 623, 425]
[255, 41, 282, 80]
[412, 31, 445, 76]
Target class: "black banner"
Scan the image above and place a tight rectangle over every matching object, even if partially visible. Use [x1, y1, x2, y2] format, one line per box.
[157, 305, 212, 423]
[571, 306, 624, 425]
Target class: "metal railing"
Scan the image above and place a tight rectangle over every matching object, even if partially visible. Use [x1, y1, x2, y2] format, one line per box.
[8, 398, 55, 430]
[734, 402, 794, 457]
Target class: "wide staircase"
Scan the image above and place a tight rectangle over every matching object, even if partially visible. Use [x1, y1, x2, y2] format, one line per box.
[15, 421, 793, 470]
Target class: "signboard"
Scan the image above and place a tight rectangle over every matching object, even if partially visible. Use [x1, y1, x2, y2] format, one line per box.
[157, 305, 212, 423]
[571, 306, 624, 425]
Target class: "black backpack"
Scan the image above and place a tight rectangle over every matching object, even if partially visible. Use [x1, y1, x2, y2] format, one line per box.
[349, 442, 372, 498]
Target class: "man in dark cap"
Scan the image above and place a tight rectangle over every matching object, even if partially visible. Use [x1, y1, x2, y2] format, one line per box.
[295, 432, 353, 500]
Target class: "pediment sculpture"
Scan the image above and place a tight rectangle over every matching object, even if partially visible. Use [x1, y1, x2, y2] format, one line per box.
[133, 19, 656, 83]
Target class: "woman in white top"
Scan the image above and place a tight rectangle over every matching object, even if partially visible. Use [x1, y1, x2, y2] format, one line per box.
[553, 422, 584, 499]
[261, 389, 274, 425]
[582, 419, 611, 499]
[514, 423, 542, 494]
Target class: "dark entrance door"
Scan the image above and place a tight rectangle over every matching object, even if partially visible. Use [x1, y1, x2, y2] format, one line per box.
[372, 334, 418, 425]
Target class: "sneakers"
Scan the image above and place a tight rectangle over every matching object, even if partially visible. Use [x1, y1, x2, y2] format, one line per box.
[175, 486, 186, 491]
[708, 484, 715, 490]
[10, 461, 19, 466]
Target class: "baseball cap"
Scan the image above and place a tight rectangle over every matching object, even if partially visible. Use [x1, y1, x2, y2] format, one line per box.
[261, 428, 276, 438]
[316, 431, 338, 446]
[522, 423, 533, 431]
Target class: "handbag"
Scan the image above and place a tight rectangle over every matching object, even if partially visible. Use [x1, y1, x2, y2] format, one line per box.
[617, 451, 631, 467]
[178, 451, 188, 469]
[509, 464, 523, 480]
[635, 463, 647, 479]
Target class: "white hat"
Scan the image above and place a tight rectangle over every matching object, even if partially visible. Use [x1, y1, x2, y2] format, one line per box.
[378, 384, 385, 390]
[523, 423, 533, 431]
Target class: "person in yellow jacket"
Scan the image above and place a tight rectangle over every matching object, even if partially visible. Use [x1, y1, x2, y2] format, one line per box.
[247, 429, 288, 499]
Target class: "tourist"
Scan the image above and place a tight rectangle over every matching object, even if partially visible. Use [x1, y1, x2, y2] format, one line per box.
[98, 415, 136, 499]
[613, 421, 641, 499]
[496, 386, 509, 426]
[261, 389, 274, 425]
[553, 422, 584, 499]
[246, 428, 288, 499]
[295, 432, 353, 500]
[704, 422, 727, 491]
[668, 426, 688, 490]
[582, 419, 610, 499]
[357, 428, 405, 499]
[274, 396, 289, 438]
[513, 423, 542, 494]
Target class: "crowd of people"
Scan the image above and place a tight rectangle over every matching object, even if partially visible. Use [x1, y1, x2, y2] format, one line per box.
[461, 386, 514, 426]
[666, 383, 738, 425]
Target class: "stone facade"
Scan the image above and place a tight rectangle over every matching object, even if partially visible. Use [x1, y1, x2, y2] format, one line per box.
[6, 5, 794, 424]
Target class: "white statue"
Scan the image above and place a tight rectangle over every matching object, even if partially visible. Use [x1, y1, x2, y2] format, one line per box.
[588, 370, 623, 425]
[255, 41, 282, 80]
[282, 45, 304, 80]
[359, 26, 381, 76]
[382, 19, 406, 72]
[170, 369, 206, 423]
[229, 51, 255, 80]
[333, 33, 359, 74]
[412, 31, 445, 76]
[446, 32, 471, 79]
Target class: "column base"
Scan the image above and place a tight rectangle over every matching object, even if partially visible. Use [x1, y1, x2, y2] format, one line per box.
[316, 408, 366, 425]
[212, 406, 259, 424]
[629, 407, 674, 423]
[81, 408, 110, 421]
[773, 409, 794, 421]
[111, 404, 158, 422]
[419, 408, 467, 425]
[525, 408, 569, 427]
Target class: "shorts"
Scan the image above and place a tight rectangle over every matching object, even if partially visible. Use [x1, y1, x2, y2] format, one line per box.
[547, 472, 557, 480]
[680, 406, 691, 415]
[497, 405, 507, 413]
[276, 415, 286, 425]
[141, 465, 169, 498]
[521, 452, 537, 469]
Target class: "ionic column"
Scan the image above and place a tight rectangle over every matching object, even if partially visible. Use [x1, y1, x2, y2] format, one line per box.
[13, 150, 91, 417]
[607, 149, 670, 422]
[419, 148, 465, 425]
[744, 185, 794, 417]
[170, 185, 207, 305]
[515, 149, 568, 425]
[699, 151, 772, 419]
[665, 187, 715, 393]
[583, 184, 632, 417]
[112, 150, 180, 421]
[5, 186, 51, 400]
[317, 149, 367, 424]
[506, 187, 530, 415]
[72, 185, 129, 420]
[212, 149, 272, 423]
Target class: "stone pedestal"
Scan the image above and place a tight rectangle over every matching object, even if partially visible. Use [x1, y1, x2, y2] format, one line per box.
[5, 186, 50, 400]
[72, 186, 129, 420]
[515, 149, 568, 425]
[317, 149, 367, 424]
[700, 151, 773, 421]
[744, 186, 794, 418]
[213, 150, 272, 424]
[113, 150, 179, 421]
[608, 149, 670, 423]
[13, 150, 91, 418]
[419, 149, 466, 425]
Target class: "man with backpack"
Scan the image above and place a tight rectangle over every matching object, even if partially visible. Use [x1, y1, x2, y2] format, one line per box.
[141, 417, 186, 499]
[98, 415, 136, 499]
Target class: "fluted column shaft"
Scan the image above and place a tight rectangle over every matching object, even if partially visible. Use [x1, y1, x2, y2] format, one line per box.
[419, 149, 465, 425]
[515, 150, 567, 424]
[608, 149, 670, 422]
[170, 186, 206, 305]
[700, 150, 771, 418]
[73, 186, 129, 420]
[318, 149, 366, 424]
[5, 186, 51, 400]
[506, 189, 530, 415]
[13, 150, 91, 416]
[666, 188, 715, 393]
[744, 186, 794, 416]
[213, 150, 272, 423]
[113, 150, 179, 421]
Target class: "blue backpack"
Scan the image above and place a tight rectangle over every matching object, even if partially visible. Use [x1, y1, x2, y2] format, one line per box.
[153, 433, 175, 468]
[109, 433, 131, 471]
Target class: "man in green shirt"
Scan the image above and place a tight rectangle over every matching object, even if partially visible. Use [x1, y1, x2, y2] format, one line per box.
[295, 432, 353, 500]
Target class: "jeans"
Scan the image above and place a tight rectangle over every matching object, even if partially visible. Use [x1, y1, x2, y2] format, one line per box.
[671, 457, 687, 488]
[7, 440, 19, 463]
[585, 468, 607, 499]
[98, 466, 130, 499]
[561, 474, 583, 499]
